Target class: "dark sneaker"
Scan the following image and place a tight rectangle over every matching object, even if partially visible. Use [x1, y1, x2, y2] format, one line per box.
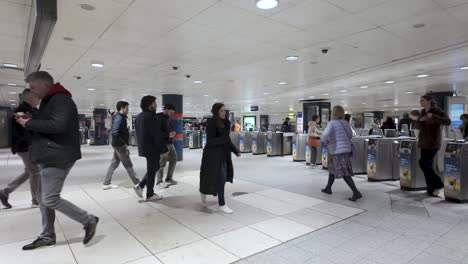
[83, 216, 99, 245]
[349, 192, 363, 202]
[0, 191, 12, 209]
[22, 237, 56, 250]
[321, 188, 332, 195]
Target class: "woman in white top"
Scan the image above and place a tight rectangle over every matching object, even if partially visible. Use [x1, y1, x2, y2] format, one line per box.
[308, 115, 320, 166]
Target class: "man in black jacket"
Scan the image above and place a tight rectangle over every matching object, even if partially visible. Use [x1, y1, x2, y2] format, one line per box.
[134, 95, 167, 201]
[156, 104, 177, 189]
[102, 101, 141, 196]
[0, 89, 40, 209]
[16, 71, 99, 250]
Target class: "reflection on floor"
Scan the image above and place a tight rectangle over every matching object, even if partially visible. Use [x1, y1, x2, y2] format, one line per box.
[1, 146, 468, 264]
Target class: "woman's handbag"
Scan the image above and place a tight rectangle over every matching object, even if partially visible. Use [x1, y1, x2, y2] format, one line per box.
[308, 136, 319, 147]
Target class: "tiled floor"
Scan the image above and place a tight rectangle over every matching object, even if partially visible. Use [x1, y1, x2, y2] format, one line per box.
[1, 146, 468, 264]
[0, 146, 362, 264]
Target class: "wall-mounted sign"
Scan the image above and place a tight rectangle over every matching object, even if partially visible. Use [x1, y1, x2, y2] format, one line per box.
[251, 106, 259, 111]
[297, 111, 303, 133]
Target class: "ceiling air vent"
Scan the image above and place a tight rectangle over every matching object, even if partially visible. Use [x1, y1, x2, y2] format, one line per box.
[0, 66, 24, 72]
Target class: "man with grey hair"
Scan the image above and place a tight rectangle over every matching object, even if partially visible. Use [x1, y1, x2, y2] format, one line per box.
[0, 89, 41, 209]
[16, 71, 99, 250]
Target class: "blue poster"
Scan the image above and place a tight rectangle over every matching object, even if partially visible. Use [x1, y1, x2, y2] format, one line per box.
[367, 149, 377, 177]
[321, 143, 328, 167]
[267, 139, 272, 154]
[399, 153, 412, 182]
[450, 103, 464, 128]
[444, 156, 461, 192]
[305, 145, 311, 164]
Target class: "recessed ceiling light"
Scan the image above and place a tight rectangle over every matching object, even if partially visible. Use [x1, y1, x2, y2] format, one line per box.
[460, 66, 468, 70]
[87, 88, 95, 91]
[121, 99, 126, 101]
[274, 100, 279, 103]
[142, 93, 148, 96]
[9, 92, 16, 94]
[360, 85, 369, 89]
[90, 106, 94, 108]
[341, 101, 347, 103]
[203, 95, 209, 97]
[193, 80, 202, 84]
[100, 104, 105, 106]
[286, 56, 299, 61]
[413, 23, 425, 29]
[91, 63, 104, 68]
[406, 91, 414, 94]
[10, 103, 16, 106]
[256, 0, 279, 10]
[9, 100, 15, 102]
[264, 92, 269, 95]
[7, 83, 16, 86]
[2, 63, 18, 68]
[383, 105, 389, 107]
[322, 93, 329, 96]
[339, 89, 348, 93]
[394, 108, 399, 111]
[298, 98, 304, 100]
[80, 4, 95, 11]
[362, 102, 367, 105]
[417, 74, 429, 78]
[278, 82, 287, 85]
[309, 96, 315, 98]
[385, 81, 395, 84]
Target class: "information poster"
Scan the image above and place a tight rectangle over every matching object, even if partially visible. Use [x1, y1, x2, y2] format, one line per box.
[322, 143, 328, 168]
[399, 153, 412, 182]
[202, 133, 207, 148]
[450, 103, 464, 128]
[252, 138, 257, 153]
[444, 156, 461, 192]
[297, 112, 303, 133]
[267, 139, 272, 155]
[239, 137, 244, 152]
[367, 148, 377, 178]
[292, 140, 297, 159]
[305, 145, 311, 164]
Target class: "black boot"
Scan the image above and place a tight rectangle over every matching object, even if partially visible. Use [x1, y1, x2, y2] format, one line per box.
[83, 216, 99, 245]
[0, 191, 12, 209]
[343, 176, 362, 202]
[321, 174, 335, 195]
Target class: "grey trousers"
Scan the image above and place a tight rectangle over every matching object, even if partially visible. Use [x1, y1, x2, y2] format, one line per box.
[38, 162, 93, 241]
[157, 144, 178, 183]
[104, 145, 139, 185]
[1, 151, 39, 203]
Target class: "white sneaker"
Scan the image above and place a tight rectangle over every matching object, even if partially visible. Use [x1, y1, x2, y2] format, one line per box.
[31, 203, 39, 209]
[146, 194, 163, 202]
[218, 205, 233, 214]
[200, 194, 207, 205]
[165, 180, 178, 186]
[432, 188, 443, 197]
[133, 184, 143, 199]
[102, 184, 118, 190]
[156, 182, 169, 189]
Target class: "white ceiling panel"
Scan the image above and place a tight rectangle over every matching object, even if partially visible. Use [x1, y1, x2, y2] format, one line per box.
[326, 0, 390, 13]
[448, 3, 468, 24]
[356, 0, 441, 26]
[434, 0, 468, 8]
[130, 0, 219, 20]
[0, 0, 31, 24]
[271, 0, 350, 29]
[221, 0, 303, 16]
[306, 14, 377, 41]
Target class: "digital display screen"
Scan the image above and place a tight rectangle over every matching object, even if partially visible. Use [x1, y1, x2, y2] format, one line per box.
[450, 103, 464, 128]
[446, 144, 459, 152]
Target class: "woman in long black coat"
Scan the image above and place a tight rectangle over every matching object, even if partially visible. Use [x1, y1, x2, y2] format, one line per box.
[200, 103, 240, 214]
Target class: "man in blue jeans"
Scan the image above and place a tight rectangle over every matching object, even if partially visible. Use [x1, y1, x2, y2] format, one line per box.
[17, 71, 98, 250]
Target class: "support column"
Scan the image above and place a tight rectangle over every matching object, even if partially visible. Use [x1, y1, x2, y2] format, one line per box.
[162, 94, 183, 161]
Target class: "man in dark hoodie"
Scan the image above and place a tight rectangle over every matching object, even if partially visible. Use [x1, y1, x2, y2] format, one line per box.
[102, 101, 142, 197]
[16, 71, 99, 250]
[134, 95, 167, 201]
[0, 89, 40, 209]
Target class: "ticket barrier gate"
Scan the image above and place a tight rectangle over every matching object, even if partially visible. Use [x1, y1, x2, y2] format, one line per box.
[367, 138, 407, 181]
[239, 132, 253, 153]
[399, 140, 426, 191]
[444, 142, 468, 203]
[321, 142, 328, 169]
[283, 133, 294, 156]
[267, 132, 282, 157]
[252, 132, 267, 155]
[131, 131, 137, 146]
[306, 140, 323, 165]
[351, 137, 378, 175]
[201, 131, 207, 148]
[189, 130, 201, 149]
[293, 134, 308, 162]
[231, 132, 240, 151]
[184, 131, 190, 148]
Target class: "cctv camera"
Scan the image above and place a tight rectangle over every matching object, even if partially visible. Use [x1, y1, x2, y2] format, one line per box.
[74, 75, 82, 80]
[172, 66, 179, 71]
[186, 74, 191, 78]
[321, 48, 329, 54]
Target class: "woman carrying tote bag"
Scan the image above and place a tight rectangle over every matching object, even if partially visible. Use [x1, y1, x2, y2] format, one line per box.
[321, 106, 363, 202]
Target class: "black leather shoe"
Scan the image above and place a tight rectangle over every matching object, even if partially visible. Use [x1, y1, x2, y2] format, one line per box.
[349, 192, 363, 202]
[0, 192, 12, 209]
[22, 237, 56, 250]
[83, 216, 99, 245]
[321, 188, 332, 195]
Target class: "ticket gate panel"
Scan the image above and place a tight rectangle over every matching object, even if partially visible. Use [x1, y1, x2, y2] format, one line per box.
[351, 137, 368, 174]
[252, 132, 266, 155]
[367, 138, 378, 179]
[399, 140, 426, 191]
[189, 131, 201, 149]
[283, 135, 293, 156]
[293, 134, 307, 161]
[316, 140, 322, 165]
[201, 131, 207, 148]
[184, 131, 190, 148]
[240, 132, 253, 153]
[231, 132, 240, 151]
[267, 132, 283, 157]
[444, 143, 468, 203]
[321, 142, 328, 169]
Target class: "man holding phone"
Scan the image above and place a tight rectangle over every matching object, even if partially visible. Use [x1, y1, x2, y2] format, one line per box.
[155, 104, 178, 189]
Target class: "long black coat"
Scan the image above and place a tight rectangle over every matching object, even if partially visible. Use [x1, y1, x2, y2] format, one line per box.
[200, 118, 240, 195]
[135, 111, 168, 157]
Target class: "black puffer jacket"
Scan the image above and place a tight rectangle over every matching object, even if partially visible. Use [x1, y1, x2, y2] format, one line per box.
[11, 102, 35, 154]
[26, 83, 81, 164]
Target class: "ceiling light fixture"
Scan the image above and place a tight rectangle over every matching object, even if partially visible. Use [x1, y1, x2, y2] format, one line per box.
[460, 66, 468, 70]
[360, 85, 369, 89]
[193, 80, 202, 84]
[87, 88, 95, 91]
[339, 89, 348, 93]
[278, 82, 287, 85]
[309, 96, 315, 98]
[362, 102, 367, 105]
[91, 63, 104, 68]
[9, 92, 16, 94]
[385, 80, 395, 84]
[286, 56, 299, 61]
[2, 63, 18, 68]
[383, 105, 389, 107]
[274, 100, 279, 103]
[7, 83, 16, 86]
[322, 93, 329, 96]
[417, 74, 429, 78]
[264, 92, 269, 95]
[256, 0, 279, 10]
[203, 95, 209, 97]
[100, 104, 105, 106]
[9, 100, 15, 102]
[406, 91, 414, 94]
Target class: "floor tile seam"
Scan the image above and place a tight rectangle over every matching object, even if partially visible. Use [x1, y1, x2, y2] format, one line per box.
[79, 185, 156, 256]
[55, 217, 80, 264]
[304, 206, 367, 220]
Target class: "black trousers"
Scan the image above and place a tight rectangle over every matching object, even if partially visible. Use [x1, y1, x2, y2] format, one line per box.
[139, 155, 161, 198]
[217, 162, 227, 206]
[419, 149, 444, 192]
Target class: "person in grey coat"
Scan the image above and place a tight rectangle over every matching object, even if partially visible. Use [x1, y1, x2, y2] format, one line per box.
[321, 106, 362, 202]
